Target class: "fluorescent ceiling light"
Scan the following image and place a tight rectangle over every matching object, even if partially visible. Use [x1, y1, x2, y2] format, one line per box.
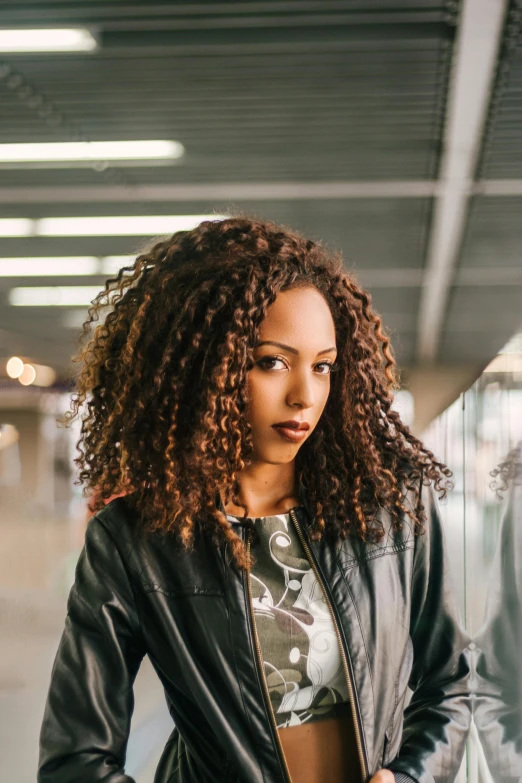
[0, 140, 184, 166]
[0, 215, 227, 238]
[9, 286, 103, 306]
[0, 255, 150, 277]
[100, 256, 135, 274]
[0, 29, 97, 53]
[0, 218, 33, 237]
[0, 257, 99, 276]
[36, 214, 228, 237]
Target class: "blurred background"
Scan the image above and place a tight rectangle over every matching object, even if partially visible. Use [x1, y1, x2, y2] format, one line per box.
[0, 1, 521, 781]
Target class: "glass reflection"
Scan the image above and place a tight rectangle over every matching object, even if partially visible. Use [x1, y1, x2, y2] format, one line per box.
[422, 331, 522, 782]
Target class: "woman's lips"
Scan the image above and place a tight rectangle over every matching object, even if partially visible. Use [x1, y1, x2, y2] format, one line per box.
[272, 425, 308, 443]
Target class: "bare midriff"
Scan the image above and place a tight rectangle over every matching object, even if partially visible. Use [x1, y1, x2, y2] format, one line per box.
[277, 703, 362, 783]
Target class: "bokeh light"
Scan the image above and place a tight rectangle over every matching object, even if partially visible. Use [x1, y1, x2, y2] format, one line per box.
[6, 356, 24, 378]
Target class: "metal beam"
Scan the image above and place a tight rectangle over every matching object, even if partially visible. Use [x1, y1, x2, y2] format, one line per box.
[2, 179, 522, 205]
[360, 267, 522, 288]
[416, 0, 509, 363]
[0, 181, 438, 204]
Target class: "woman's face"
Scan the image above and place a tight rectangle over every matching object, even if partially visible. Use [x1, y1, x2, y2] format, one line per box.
[245, 285, 337, 464]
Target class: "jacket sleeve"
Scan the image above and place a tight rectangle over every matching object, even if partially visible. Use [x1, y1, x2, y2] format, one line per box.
[37, 512, 146, 783]
[385, 477, 473, 783]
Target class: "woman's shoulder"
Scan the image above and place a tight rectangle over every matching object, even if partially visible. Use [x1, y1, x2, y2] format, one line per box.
[86, 497, 221, 594]
[90, 495, 138, 533]
[85, 495, 145, 566]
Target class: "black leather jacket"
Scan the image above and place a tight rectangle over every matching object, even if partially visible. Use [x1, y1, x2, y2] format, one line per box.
[38, 474, 472, 783]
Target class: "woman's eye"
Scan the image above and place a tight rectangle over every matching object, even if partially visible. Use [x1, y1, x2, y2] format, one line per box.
[315, 361, 340, 375]
[257, 357, 286, 370]
[257, 357, 337, 374]
[316, 362, 336, 374]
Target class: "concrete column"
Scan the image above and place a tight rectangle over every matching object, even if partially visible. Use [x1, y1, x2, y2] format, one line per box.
[0, 408, 56, 519]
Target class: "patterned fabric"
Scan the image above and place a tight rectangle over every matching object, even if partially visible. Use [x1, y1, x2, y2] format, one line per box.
[392, 774, 418, 783]
[226, 506, 350, 728]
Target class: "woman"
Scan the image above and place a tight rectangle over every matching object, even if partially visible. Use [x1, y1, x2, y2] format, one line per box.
[37, 217, 472, 783]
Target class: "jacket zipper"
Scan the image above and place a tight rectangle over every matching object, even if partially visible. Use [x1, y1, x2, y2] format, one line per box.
[245, 528, 293, 783]
[289, 507, 369, 781]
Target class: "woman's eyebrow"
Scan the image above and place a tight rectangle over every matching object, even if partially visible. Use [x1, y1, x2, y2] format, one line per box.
[255, 340, 337, 356]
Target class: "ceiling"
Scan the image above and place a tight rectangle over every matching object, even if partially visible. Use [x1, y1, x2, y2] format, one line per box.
[0, 0, 521, 389]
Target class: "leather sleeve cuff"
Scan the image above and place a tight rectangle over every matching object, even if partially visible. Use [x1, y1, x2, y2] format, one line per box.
[392, 774, 418, 783]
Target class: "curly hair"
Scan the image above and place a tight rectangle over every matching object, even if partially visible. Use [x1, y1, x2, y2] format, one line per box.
[66, 215, 453, 570]
[489, 442, 522, 499]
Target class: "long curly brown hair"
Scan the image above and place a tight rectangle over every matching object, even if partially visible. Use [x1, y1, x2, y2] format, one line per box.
[66, 215, 452, 569]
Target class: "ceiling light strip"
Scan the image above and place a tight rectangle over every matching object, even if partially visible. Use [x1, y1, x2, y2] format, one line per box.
[0, 257, 99, 276]
[0, 214, 227, 238]
[0, 255, 135, 277]
[0, 140, 184, 163]
[9, 286, 103, 306]
[0, 29, 97, 53]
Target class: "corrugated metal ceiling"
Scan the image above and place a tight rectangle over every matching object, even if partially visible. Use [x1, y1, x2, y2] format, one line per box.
[1, 1, 521, 376]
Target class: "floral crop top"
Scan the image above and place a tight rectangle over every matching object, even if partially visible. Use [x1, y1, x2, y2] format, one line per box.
[226, 505, 350, 729]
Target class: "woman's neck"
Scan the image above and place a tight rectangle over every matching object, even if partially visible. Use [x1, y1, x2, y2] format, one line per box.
[223, 461, 300, 517]
[224, 495, 302, 518]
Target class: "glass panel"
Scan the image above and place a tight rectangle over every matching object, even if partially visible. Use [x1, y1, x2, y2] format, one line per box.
[422, 330, 522, 783]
